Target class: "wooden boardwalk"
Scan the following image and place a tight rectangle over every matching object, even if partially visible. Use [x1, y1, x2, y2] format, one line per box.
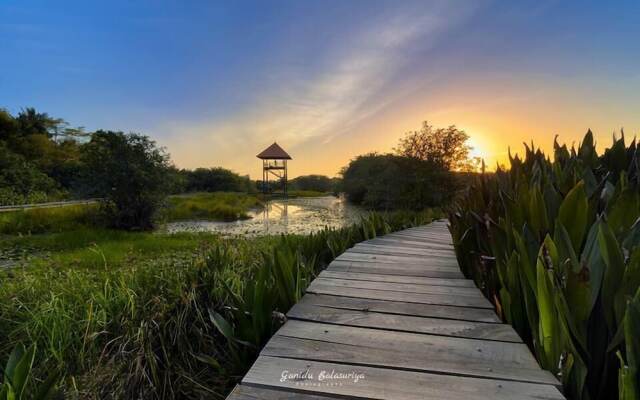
[227, 220, 565, 400]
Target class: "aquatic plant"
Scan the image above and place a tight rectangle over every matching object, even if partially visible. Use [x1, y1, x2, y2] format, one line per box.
[449, 131, 640, 399]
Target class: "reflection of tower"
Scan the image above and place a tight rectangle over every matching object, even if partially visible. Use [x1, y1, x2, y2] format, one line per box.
[256, 142, 292, 198]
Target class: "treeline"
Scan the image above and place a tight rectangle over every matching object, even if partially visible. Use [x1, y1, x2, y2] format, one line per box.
[1, 108, 339, 204]
[340, 122, 481, 210]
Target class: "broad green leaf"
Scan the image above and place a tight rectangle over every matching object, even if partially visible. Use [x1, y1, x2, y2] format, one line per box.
[558, 181, 588, 252]
[598, 221, 626, 331]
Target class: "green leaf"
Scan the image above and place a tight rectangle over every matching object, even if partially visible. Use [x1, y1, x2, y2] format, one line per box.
[558, 181, 588, 252]
[598, 221, 626, 331]
[33, 371, 59, 400]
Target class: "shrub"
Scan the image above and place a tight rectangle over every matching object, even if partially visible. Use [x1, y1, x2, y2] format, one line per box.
[341, 153, 455, 209]
[82, 131, 170, 230]
[449, 131, 640, 400]
[0, 144, 62, 206]
[289, 175, 338, 193]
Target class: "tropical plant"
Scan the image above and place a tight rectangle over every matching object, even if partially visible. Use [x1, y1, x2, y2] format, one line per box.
[0, 344, 59, 400]
[449, 131, 640, 400]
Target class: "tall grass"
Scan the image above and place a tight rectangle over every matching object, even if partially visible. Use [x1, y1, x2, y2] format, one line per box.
[0, 205, 102, 235]
[0, 209, 440, 398]
[165, 192, 262, 222]
[449, 131, 640, 400]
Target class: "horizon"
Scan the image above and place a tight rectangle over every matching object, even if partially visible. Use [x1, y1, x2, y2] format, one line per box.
[2, 0, 639, 178]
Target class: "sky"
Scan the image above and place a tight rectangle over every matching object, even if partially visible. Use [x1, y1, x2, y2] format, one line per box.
[1, 0, 639, 178]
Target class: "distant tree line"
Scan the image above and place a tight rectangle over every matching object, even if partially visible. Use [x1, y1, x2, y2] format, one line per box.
[0, 107, 341, 229]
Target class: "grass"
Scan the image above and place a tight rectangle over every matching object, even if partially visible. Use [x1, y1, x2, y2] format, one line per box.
[0, 209, 442, 398]
[165, 192, 263, 222]
[287, 190, 332, 198]
[0, 192, 264, 237]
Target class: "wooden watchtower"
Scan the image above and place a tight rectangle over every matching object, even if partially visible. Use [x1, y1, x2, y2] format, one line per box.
[257, 142, 292, 198]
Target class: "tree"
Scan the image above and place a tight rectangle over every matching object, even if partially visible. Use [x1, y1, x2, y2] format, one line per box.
[82, 131, 170, 230]
[395, 121, 473, 171]
[16, 107, 65, 138]
[340, 153, 455, 209]
[0, 144, 60, 205]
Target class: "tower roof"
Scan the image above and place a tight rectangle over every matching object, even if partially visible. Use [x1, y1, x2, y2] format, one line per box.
[256, 142, 292, 160]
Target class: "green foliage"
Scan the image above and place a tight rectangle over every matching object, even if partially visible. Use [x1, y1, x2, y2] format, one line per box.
[0, 209, 440, 398]
[0, 344, 59, 400]
[0, 204, 101, 235]
[0, 144, 63, 206]
[82, 131, 171, 230]
[289, 175, 339, 193]
[165, 192, 262, 221]
[182, 167, 254, 193]
[395, 121, 477, 171]
[449, 131, 640, 400]
[341, 153, 455, 209]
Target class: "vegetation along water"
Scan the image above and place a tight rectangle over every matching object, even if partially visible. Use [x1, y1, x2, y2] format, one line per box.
[450, 131, 640, 400]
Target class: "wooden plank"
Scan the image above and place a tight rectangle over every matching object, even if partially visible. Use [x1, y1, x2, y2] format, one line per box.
[306, 282, 493, 309]
[365, 237, 454, 250]
[298, 293, 500, 323]
[287, 303, 520, 342]
[266, 320, 556, 385]
[318, 270, 476, 288]
[227, 384, 336, 400]
[311, 277, 484, 298]
[357, 241, 455, 254]
[329, 259, 463, 274]
[243, 356, 565, 400]
[352, 243, 457, 258]
[337, 252, 459, 267]
[384, 232, 453, 243]
[328, 261, 466, 279]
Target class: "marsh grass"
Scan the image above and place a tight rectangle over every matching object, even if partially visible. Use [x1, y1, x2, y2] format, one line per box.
[0, 192, 264, 237]
[0, 205, 102, 235]
[165, 192, 263, 222]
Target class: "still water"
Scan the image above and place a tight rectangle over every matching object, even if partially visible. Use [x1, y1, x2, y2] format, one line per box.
[165, 196, 367, 236]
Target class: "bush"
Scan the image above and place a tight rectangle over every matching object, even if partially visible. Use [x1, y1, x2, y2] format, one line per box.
[289, 175, 338, 193]
[82, 131, 170, 230]
[184, 167, 253, 193]
[341, 153, 455, 209]
[449, 131, 640, 400]
[0, 144, 62, 206]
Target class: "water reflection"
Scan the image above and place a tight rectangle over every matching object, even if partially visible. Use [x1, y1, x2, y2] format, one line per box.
[165, 196, 366, 236]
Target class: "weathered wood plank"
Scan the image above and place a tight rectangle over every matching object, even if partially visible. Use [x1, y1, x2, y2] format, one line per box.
[298, 293, 500, 323]
[287, 303, 519, 342]
[243, 357, 565, 400]
[266, 320, 556, 384]
[365, 237, 454, 250]
[353, 243, 456, 258]
[227, 384, 336, 400]
[337, 252, 459, 267]
[383, 233, 453, 243]
[306, 282, 493, 309]
[318, 270, 476, 288]
[328, 261, 466, 279]
[311, 277, 484, 298]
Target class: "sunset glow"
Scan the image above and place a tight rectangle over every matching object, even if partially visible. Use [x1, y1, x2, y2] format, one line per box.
[2, 1, 639, 178]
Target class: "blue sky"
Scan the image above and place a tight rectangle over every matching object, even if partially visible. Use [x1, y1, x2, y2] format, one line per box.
[2, 1, 639, 177]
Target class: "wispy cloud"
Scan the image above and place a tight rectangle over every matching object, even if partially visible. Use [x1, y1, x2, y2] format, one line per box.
[160, 1, 482, 173]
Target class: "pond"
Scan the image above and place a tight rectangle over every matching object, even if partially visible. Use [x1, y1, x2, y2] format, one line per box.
[164, 196, 367, 236]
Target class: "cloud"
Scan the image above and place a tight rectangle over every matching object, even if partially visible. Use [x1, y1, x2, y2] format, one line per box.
[160, 1, 482, 173]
